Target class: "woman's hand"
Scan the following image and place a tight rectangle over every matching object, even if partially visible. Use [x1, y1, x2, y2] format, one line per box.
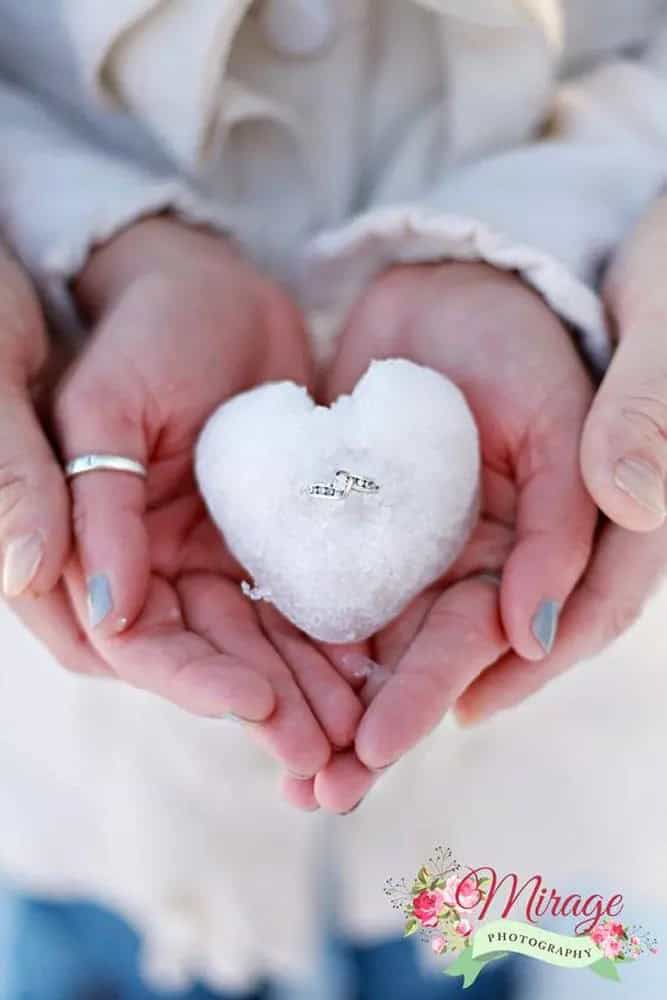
[458, 197, 667, 722]
[18, 217, 363, 783]
[288, 261, 597, 809]
[0, 243, 71, 610]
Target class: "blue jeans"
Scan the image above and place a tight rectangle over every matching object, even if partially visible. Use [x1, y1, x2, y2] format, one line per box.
[0, 896, 519, 1000]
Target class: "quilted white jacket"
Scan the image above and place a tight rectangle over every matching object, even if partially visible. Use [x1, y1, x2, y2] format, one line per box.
[1, 0, 667, 992]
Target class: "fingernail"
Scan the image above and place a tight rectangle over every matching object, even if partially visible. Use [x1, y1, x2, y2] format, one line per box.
[2, 533, 44, 598]
[368, 759, 397, 774]
[347, 657, 383, 681]
[341, 797, 365, 815]
[455, 704, 500, 728]
[221, 712, 244, 725]
[87, 574, 113, 628]
[614, 457, 666, 518]
[453, 703, 481, 728]
[531, 600, 560, 655]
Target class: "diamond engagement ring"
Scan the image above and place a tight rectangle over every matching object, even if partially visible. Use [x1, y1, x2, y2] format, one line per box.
[308, 469, 380, 500]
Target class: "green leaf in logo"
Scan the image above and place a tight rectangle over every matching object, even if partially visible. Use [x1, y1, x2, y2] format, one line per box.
[445, 950, 507, 989]
[589, 958, 621, 982]
[444, 948, 483, 988]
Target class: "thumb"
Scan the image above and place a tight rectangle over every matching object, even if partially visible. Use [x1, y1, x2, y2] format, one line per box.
[0, 253, 70, 598]
[581, 328, 667, 532]
[0, 380, 71, 598]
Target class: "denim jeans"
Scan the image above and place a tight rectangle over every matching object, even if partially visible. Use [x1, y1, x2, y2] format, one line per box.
[0, 895, 519, 1000]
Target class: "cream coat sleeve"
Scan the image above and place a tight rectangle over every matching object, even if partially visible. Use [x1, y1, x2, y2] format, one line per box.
[0, 79, 230, 328]
[305, 24, 667, 373]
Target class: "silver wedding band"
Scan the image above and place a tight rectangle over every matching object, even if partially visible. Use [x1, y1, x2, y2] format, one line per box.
[65, 454, 148, 481]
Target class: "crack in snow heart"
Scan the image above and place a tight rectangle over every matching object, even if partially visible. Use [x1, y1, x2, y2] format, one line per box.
[195, 359, 480, 642]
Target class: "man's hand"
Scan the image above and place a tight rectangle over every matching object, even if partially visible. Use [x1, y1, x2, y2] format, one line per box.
[458, 197, 667, 723]
[0, 243, 77, 648]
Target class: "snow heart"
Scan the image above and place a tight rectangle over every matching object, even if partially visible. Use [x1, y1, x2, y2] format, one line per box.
[196, 359, 480, 642]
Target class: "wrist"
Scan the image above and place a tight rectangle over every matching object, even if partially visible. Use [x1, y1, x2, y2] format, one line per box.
[376, 260, 555, 329]
[73, 215, 240, 320]
[603, 195, 667, 337]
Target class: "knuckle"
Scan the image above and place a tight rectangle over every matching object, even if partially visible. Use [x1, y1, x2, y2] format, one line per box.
[0, 453, 65, 533]
[619, 389, 667, 450]
[54, 376, 118, 440]
[0, 460, 30, 523]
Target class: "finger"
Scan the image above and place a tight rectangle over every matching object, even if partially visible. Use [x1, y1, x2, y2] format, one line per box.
[0, 382, 70, 598]
[581, 330, 667, 532]
[314, 640, 374, 690]
[178, 573, 331, 776]
[355, 576, 508, 771]
[261, 605, 364, 749]
[457, 519, 667, 723]
[64, 562, 276, 721]
[313, 750, 377, 814]
[54, 369, 150, 637]
[500, 377, 597, 661]
[373, 588, 438, 669]
[280, 774, 319, 812]
[10, 579, 109, 677]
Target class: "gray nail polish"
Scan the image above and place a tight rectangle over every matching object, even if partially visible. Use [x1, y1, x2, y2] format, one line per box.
[87, 574, 113, 628]
[531, 600, 560, 655]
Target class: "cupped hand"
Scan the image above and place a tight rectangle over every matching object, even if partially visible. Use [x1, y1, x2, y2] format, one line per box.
[458, 197, 667, 722]
[24, 218, 362, 781]
[287, 261, 598, 810]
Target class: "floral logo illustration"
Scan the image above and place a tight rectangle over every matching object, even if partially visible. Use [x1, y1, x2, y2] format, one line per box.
[384, 846, 659, 988]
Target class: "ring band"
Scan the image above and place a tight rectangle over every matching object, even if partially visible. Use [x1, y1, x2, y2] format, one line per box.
[65, 454, 148, 481]
[308, 469, 380, 500]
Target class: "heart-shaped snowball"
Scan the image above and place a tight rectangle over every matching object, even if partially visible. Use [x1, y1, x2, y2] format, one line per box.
[196, 359, 480, 643]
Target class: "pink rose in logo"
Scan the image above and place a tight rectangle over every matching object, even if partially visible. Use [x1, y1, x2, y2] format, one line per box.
[443, 873, 481, 910]
[455, 918, 474, 938]
[591, 923, 609, 946]
[412, 889, 446, 927]
[431, 935, 448, 954]
[602, 938, 622, 960]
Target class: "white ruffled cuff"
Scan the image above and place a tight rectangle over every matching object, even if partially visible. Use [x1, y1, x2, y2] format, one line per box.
[303, 205, 613, 371]
[4, 174, 234, 336]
